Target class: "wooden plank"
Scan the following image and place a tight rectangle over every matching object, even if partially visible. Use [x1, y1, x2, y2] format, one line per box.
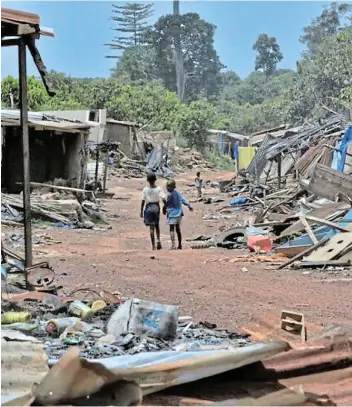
[277, 236, 330, 270]
[299, 214, 318, 244]
[309, 163, 352, 201]
[294, 260, 351, 268]
[28, 182, 93, 195]
[276, 202, 349, 240]
[304, 214, 350, 232]
[305, 233, 352, 262]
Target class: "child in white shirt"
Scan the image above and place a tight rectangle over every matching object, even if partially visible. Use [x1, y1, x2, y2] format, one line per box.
[140, 172, 166, 250]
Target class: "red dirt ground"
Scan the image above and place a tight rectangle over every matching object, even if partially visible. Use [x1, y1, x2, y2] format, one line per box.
[11, 171, 352, 333]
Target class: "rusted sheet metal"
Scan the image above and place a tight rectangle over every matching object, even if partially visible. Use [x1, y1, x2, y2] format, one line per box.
[39, 342, 289, 404]
[240, 313, 352, 406]
[1, 8, 54, 38]
[262, 330, 352, 405]
[247, 134, 275, 178]
[1, 330, 49, 405]
[1, 8, 40, 25]
[308, 164, 352, 201]
[295, 139, 335, 179]
[1, 291, 74, 303]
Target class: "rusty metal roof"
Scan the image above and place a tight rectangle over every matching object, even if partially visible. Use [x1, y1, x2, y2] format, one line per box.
[239, 311, 352, 406]
[1, 109, 91, 132]
[2, 8, 40, 25]
[1, 8, 54, 38]
[1, 8, 55, 38]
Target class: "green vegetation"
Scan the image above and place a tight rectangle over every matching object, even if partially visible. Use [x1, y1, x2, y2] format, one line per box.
[205, 151, 235, 171]
[2, 2, 351, 154]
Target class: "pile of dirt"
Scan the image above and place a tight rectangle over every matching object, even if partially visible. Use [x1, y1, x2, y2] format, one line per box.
[170, 148, 213, 172]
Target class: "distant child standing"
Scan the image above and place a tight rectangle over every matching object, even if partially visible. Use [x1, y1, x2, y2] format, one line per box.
[140, 172, 166, 250]
[195, 171, 203, 199]
[165, 179, 193, 250]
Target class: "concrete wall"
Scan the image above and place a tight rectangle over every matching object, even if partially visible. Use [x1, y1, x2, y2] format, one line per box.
[1, 126, 88, 192]
[104, 122, 133, 157]
[42, 109, 106, 143]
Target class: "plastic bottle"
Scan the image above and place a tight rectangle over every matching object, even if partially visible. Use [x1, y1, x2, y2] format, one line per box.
[46, 317, 82, 335]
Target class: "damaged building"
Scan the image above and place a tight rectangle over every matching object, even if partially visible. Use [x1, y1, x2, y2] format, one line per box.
[1, 109, 91, 192]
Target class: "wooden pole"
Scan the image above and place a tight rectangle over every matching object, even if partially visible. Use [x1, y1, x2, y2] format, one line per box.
[18, 39, 32, 268]
[277, 154, 282, 190]
[95, 149, 100, 190]
[173, 0, 185, 102]
[103, 153, 109, 193]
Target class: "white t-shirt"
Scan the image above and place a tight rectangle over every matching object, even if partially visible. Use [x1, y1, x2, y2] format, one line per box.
[142, 186, 166, 204]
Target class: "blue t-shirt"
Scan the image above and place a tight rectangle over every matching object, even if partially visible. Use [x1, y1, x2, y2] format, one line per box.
[166, 190, 190, 218]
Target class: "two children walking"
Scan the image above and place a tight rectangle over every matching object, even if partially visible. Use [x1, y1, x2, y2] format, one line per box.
[141, 172, 194, 250]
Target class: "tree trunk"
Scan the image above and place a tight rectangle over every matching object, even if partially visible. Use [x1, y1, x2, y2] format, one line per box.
[173, 0, 185, 103]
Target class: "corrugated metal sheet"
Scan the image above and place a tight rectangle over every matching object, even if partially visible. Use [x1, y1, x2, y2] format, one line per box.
[1, 7, 55, 37]
[1, 330, 49, 405]
[295, 139, 334, 178]
[1, 109, 91, 132]
[29, 119, 90, 131]
[251, 127, 301, 146]
[208, 129, 248, 142]
[39, 342, 288, 404]
[1, 8, 40, 25]
[247, 134, 275, 178]
[236, 312, 352, 406]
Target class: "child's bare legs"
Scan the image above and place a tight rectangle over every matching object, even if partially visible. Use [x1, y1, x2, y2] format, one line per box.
[155, 224, 162, 250]
[169, 225, 176, 249]
[149, 225, 156, 250]
[176, 224, 182, 249]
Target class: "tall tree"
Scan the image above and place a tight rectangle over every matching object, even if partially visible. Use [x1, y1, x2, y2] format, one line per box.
[300, 2, 352, 55]
[173, 0, 185, 102]
[291, 26, 352, 121]
[146, 12, 224, 101]
[111, 45, 158, 83]
[105, 3, 154, 58]
[252, 34, 283, 80]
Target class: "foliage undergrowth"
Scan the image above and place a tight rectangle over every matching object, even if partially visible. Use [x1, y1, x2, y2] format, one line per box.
[205, 150, 235, 171]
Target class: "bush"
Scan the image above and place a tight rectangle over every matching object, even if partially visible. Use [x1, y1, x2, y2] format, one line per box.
[205, 150, 235, 171]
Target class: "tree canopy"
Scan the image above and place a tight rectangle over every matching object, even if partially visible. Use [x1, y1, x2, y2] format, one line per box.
[252, 34, 283, 80]
[1, 2, 351, 149]
[105, 3, 154, 58]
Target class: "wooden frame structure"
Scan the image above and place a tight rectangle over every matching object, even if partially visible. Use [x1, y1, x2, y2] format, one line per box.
[1, 8, 55, 268]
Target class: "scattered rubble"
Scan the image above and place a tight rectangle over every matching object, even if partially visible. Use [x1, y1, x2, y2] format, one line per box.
[1, 188, 109, 230]
[192, 119, 352, 272]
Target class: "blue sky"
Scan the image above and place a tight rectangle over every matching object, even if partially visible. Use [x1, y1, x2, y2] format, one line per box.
[2, 1, 333, 80]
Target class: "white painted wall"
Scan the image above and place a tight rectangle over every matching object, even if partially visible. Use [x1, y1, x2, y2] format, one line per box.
[42, 109, 107, 142]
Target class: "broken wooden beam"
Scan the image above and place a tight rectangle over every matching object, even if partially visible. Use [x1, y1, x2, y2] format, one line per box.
[308, 164, 352, 201]
[277, 236, 330, 270]
[304, 214, 350, 232]
[299, 214, 318, 244]
[17, 182, 94, 195]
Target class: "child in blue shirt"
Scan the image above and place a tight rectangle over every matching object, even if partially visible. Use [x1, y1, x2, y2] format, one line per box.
[165, 179, 193, 250]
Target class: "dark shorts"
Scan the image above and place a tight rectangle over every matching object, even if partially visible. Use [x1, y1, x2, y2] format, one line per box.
[144, 203, 160, 226]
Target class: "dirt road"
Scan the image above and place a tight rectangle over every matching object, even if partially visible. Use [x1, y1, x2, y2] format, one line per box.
[30, 171, 352, 332]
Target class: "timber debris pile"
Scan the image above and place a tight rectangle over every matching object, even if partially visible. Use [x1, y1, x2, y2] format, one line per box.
[169, 147, 214, 172]
[1, 181, 109, 231]
[193, 116, 352, 271]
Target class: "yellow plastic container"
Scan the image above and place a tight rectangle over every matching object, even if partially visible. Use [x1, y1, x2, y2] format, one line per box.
[91, 300, 107, 312]
[68, 301, 94, 319]
[1, 312, 30, 324]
